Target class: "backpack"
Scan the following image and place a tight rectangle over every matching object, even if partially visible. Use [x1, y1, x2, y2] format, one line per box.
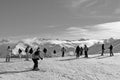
[34, 50, 40, 55]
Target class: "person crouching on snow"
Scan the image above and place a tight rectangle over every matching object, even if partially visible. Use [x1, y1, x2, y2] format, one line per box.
[32, 47, 43, 70]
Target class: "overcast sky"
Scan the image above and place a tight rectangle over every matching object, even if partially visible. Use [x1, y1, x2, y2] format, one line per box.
[0, 0, 120, 40]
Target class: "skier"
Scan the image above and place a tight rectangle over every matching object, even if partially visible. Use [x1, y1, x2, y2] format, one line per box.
[32, 47, 43, 71]
[80, 47, 83, 56]
[6, 46, 12, 62]
[61, 47, 66, 57]
[43, 48, 47, 57]
[84, 45, 89, 58]
[53, 50, 56, 54]
[18, 48, 22, 59]
[75, 46, 80, 58]
[29, 47, 33, 54]
[109, 45, 114, 56]
[101, 44, 105, 56]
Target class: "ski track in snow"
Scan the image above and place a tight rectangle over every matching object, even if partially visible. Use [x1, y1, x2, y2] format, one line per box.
[0, 53, 120, 80]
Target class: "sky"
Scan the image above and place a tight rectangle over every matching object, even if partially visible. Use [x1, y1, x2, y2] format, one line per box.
[0, 0, 120, 40]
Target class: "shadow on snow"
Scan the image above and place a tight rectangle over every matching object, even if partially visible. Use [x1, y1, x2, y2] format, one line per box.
[0, 69, 46, 75]
[0, 69, 32, 74]
[58, 55, 113, 61]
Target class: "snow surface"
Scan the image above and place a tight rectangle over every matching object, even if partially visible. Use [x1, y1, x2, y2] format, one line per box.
[0, 53, 120, 80]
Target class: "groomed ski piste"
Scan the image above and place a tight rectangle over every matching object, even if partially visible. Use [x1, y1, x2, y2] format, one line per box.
[0, 53, 120, 80]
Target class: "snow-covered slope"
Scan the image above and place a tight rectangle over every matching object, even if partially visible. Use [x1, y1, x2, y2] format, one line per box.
[0, 53, 120, 80]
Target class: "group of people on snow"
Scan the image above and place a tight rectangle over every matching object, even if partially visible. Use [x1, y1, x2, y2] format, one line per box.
[75, 45, 88, 58]
[101, 44, 114, 56]
[5, 43, 114, 70]
[75, 44, 114, 58]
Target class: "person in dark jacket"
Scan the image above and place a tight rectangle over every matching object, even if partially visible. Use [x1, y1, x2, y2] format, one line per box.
[53, 50, 56, 54]
[29, 47, 33, 54]
[32, 47, 43, 71]
[80, 47, 83, 56]
[18, 48, 22, 59]
[75, 46, 80, 58]
[61, 47, 66, 57]
[84, 45, 89, 58]
[43, 48, 47, 57]
[101, 44, 105, 56]
[109, 45, 114, 56]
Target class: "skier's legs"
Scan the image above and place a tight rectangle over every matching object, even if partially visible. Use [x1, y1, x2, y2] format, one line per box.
[32, 59, 36, 69]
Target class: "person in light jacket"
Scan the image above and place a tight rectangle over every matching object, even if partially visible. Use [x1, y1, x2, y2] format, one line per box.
[6, 46, 12, 62]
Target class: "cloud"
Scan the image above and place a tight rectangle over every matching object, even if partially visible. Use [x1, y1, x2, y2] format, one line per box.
[65, 21, 120, 39]
[71, 0, 89, 8]
[114, 8, 120, 14]
[67, 0, 120, 19]
[66, 27, 88, 36]
[84, 0, 98, 8]
[48, 26, 57, 28]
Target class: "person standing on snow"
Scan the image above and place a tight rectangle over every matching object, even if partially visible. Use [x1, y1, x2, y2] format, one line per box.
[61, 47, 66, 57]
[53, 50, 56, 54]
[6, 46, 12, 62]
[75, 46, 80, 58]
[29, 47, 33, 54]
[101, 44, 105, 56]
[84, 45, 89, 58]
[109, 45, 114, 56]
[43, 48, 47, 57]
[80, 47, 83, 56]
[18, 48, 22, 59]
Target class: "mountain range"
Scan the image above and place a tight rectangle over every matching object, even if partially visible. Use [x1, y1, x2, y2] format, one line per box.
[0, 37, 120, 58]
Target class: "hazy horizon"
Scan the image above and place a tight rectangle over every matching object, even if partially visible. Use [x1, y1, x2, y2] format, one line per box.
[0, 0, 120, 40]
